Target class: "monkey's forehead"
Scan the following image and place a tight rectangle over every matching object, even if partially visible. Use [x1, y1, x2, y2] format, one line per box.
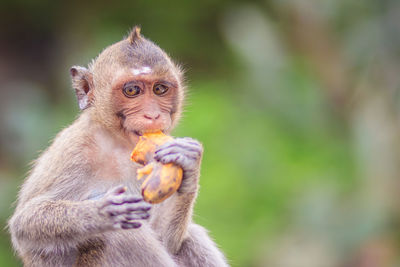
[93, 38, 175, 73]
[110, 66, 178, 85]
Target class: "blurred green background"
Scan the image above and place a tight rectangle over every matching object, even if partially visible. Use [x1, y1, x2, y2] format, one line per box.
[1, 0, 400, 266]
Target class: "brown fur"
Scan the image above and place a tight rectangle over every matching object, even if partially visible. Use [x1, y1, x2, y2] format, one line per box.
[75, 238, 105, 266]
[8, 27, 228, 267]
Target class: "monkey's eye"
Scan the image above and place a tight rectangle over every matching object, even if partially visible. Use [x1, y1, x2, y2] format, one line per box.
[123, 84, 141, 98]
[153, 84, 169, 96]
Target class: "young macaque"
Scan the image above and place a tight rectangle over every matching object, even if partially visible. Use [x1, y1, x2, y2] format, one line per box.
[8, 27, 228, 267]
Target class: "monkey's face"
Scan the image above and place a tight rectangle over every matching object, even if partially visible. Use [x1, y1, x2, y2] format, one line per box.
[71, 28, 184, 142]
[111, 67, 180, 137]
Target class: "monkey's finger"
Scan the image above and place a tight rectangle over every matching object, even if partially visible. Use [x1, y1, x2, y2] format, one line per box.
[175, 138, 203, 153]
[121, 221, 142, 229]
[113, 221, 142, 230]
[156, 142, 202, 154]
[125, 202, 152, 212]
[107, 185, 127, 196]
[154, 148, 199, 162]
[161, 137, 201, 147]
[108, 194, 143, 205]
[113, 213, 148, 224]
[180, 137, 202, 144]
[156, 152, 197, 167]
[106, 202, 152, 216]
[126, 210, 149, 216]
[155, 141, 202, 157]
[124, 212, 150, 221]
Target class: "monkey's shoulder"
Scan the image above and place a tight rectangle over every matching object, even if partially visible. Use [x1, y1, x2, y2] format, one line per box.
[34, 121, 94, 174]
[19, 115, 140, 203]
[18, 119, 98, 201]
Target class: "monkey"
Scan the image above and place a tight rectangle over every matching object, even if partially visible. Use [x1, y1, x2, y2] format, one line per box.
[8, 26, 229, 267]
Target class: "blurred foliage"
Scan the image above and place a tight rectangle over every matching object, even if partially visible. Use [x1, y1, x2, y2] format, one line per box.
[1, 0, 400, 266]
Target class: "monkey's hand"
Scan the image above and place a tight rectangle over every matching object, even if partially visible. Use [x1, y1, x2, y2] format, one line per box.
[154, 137, 203, 194]
[97, 185, 152, 230]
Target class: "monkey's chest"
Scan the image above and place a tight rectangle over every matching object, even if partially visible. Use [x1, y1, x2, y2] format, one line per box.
[87, 161, 142, 200]
[90, 144, 137, 178]
[89, 149, 141, 193]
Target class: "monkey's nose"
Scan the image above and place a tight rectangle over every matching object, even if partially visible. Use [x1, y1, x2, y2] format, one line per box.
[143, 114, 161, 121]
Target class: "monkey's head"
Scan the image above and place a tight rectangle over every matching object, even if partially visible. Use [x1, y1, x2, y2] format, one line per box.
[70, 26, 184, 142]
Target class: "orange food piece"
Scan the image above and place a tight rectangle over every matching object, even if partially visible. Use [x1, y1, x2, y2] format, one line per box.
[131, 131, 172, 165]
[130, 131, 183, 204]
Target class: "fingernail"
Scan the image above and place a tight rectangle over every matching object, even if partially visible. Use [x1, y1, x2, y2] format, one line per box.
[132, 222, 142, 228]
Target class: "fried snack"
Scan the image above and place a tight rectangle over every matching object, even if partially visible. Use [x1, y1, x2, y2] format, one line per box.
[131, 131, 183, 204]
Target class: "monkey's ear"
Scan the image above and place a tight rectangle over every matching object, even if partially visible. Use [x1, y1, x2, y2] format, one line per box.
[70, 66, 94, 110]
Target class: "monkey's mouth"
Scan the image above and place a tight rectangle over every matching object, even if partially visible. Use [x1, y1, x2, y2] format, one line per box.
[122, 125, 165, 138]
[133, 130, 143, 136]
[124, 129, 143, 137]
[132, 129, 166, 136]
[117, 112, 167, 137]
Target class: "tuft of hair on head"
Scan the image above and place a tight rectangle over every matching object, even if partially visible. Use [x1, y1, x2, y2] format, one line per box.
[128, 26, 142, 45]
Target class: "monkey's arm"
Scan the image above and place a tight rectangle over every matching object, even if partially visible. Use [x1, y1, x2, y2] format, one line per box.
[176, 224, 229, 267]
[152, 137, 203, 254]
[9, 185, 151, 251]
[154, 138, 228, 266]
